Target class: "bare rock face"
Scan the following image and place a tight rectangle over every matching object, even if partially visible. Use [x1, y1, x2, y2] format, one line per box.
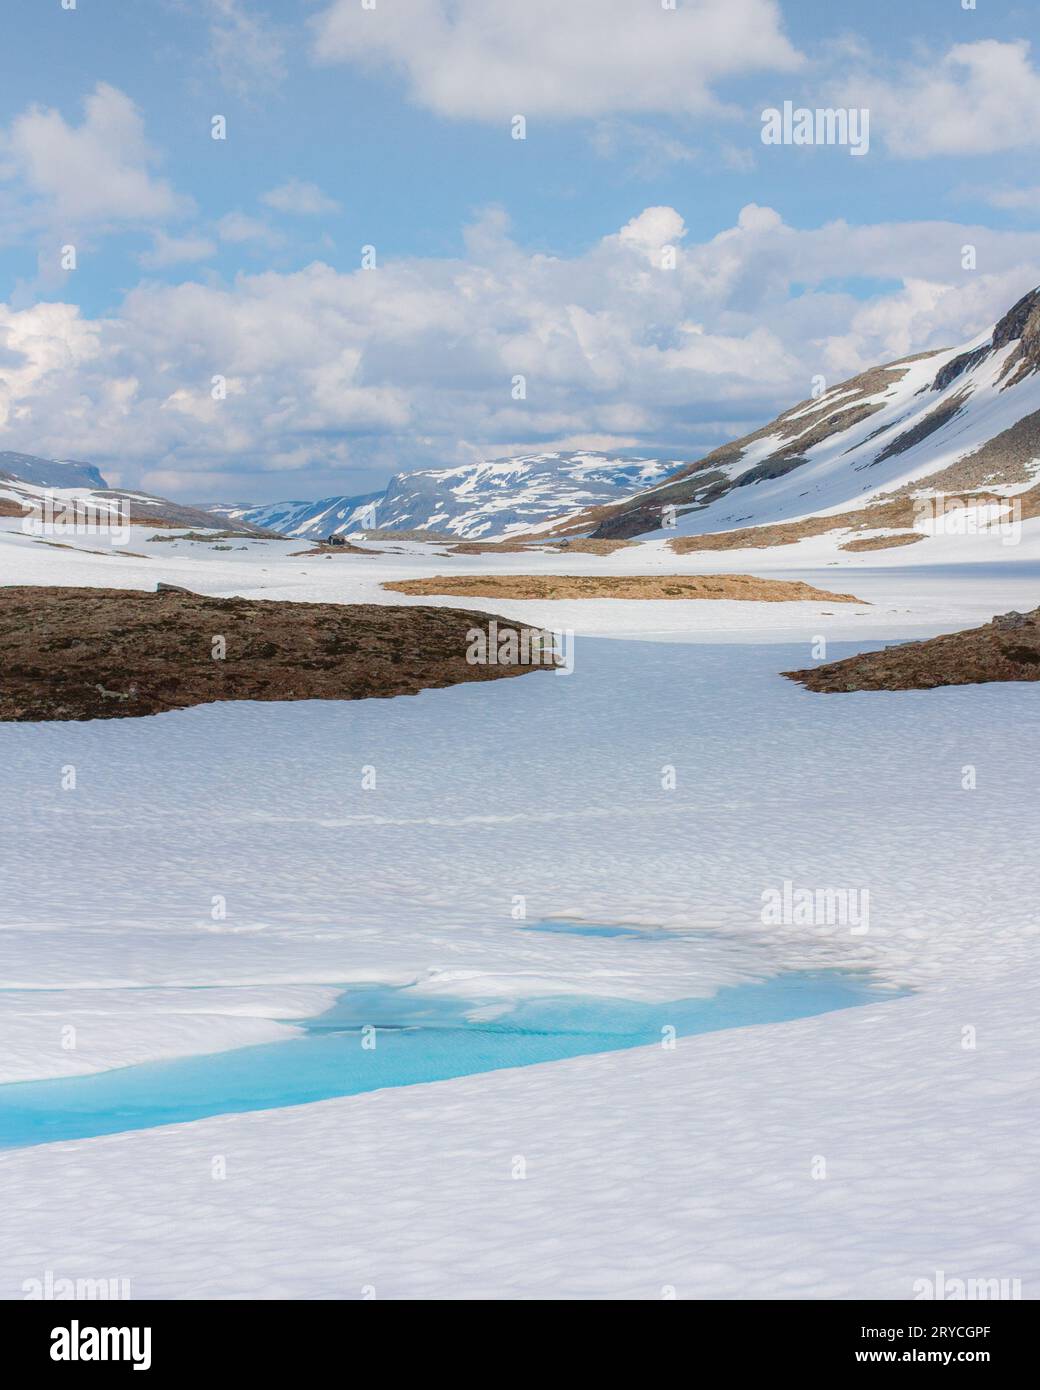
[931, 286, 1040, 394]
[995, 288, 1040, 389]
[992, 610, 1035, 631]
[992, 287, 1040, 352]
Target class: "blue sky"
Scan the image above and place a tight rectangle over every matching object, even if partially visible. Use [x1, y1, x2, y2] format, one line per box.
[1, 0, 1039, 501]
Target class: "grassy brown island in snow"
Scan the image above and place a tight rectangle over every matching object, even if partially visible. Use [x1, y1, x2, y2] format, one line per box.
[384, 574, 865, 603]
[784, 608, 1040, 692]
[0, 586, 550, 721]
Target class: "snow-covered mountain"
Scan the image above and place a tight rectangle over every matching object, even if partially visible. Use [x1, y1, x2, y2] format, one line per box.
[208, 490, 384, 540]
[561, 287, 1040, 542]
[211, 452, 683, 541]
[0, 452, 107, 491]
[0, 452, 269, 534]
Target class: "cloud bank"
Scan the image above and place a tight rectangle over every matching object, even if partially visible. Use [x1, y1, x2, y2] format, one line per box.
[2, 203, 1038, 498]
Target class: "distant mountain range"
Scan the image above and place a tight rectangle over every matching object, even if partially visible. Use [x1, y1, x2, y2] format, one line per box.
[208, 452, 684, 540]
[0, 453, 268, 534]
[0, 448, 684, 543]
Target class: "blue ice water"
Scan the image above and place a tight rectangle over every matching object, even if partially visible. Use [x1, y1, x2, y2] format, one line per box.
[527, 920, 649, 938]
[0, 970, 901, 1151]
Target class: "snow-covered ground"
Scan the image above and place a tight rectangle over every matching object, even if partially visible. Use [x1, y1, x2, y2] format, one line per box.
[1, 518, 1038, 1299]
[5, 973, 1037, 1299]
[3, 509, 1039, 643]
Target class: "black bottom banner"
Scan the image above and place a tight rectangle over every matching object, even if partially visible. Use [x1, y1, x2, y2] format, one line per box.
[1, 1298, 1027, 1377]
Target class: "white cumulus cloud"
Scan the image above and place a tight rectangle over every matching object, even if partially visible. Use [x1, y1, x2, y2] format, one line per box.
[846, 40, 1040, 158]
[0, 82, 188, 236]
[139, 231, 217, 270]
[310, 0, 803, 120]
[217, 212, 281, 246]
[207, 0, 287, 99]
[262, 180, 341, 216]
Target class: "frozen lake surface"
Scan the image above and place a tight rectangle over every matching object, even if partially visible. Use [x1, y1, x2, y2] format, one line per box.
[1, 616, 1037, 1298]
[0, 970, 897, 1149]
